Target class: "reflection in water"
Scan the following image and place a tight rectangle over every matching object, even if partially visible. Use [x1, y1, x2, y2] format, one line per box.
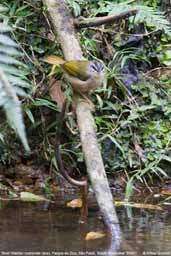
[0, 202, 108, 253]
[0, 201, 170, 255]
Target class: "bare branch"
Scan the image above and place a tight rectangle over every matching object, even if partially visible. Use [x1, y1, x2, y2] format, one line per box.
[43, 0, 121, 239]
[75, 9, 138, 28]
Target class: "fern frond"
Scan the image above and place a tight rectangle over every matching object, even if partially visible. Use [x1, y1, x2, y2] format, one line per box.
[0, 5, 8, 12]
[0, 70, 30, 151]
[0, 45, 22, 56]
[0, 6, 31, 152]
[7, 75, 30, 88]
[134, 5, 171, 34]
[95, 2, 171, 35]
[0, 23, 11, 32]
[0, 35, 18, 46]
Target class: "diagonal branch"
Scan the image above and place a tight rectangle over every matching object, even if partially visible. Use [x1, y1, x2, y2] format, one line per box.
[43, 0, 121, 239]
[74, 9, 138, 28]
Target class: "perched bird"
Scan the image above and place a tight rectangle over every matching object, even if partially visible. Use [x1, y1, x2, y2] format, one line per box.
[43, 56, 105, 93]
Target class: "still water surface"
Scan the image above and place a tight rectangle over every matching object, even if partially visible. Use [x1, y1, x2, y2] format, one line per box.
[0, 200, 170, 255]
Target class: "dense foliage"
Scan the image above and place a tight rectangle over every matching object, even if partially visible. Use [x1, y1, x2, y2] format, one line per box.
[1, 0, 171, 196]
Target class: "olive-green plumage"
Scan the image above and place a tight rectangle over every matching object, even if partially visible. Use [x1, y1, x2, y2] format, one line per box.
[61, 61, 91, 80]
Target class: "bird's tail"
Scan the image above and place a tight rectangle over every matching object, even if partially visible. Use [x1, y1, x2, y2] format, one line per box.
[43, 55, 65, 66]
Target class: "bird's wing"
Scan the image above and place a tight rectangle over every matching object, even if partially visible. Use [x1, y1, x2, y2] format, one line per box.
[61, 61, 81, 77]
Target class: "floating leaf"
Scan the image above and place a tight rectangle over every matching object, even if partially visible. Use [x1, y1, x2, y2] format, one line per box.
[114, 200, 163, 211]
[67, 198, 82, 208]
[20, 192, 49, 202]
[85, 231, 106, 240]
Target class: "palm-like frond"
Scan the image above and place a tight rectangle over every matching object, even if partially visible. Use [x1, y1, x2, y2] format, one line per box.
[0, 5, 30, 152]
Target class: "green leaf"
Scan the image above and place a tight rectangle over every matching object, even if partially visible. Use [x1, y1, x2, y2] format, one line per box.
[25, 108, 35, 124]
[164, 50, 171, 59]
[107, 134, 124, 155]
[13, 86, 27, 96]
[34, 98, 57, 111]
[72, 2, 81, 16]
[96, 94, 103, 109]
[137, 105, 156, 112]
[0, 132, 4, 143]
[125, 177, 134, 199]
[162, 60, 171, 66]
[160, 155, 171, 163]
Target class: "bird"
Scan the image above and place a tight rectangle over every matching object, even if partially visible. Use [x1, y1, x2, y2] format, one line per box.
[43, 55, 105, 93]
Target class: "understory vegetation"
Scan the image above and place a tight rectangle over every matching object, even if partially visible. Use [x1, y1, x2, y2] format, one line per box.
[0, 0, 171, 198]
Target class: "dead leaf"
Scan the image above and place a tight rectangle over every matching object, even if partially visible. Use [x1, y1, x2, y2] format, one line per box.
[21, 177, 34, 185]
[145, 67, 171, 80]
[47, 33, 55, 41]
[114, 200, 163, 211]
[85, 231, 106, 240]
[67, 198, 82, 208]
[49, 78, 66, 111]
[161, 190, 171, 195]
[104, 36, 115, 57]
[133, 135, 146, 162]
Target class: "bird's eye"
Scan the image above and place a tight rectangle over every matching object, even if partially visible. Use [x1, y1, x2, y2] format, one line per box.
[91, 61, 104, 72]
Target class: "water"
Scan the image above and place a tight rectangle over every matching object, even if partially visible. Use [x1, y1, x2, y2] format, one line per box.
[0, 200, 170, 255]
